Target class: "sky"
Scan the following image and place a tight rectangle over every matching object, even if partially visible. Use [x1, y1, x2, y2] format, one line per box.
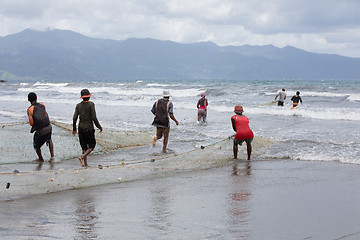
[1, 0, 360, 58]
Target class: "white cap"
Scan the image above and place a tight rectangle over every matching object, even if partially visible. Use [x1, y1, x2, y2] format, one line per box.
[163, 90, 170, 97]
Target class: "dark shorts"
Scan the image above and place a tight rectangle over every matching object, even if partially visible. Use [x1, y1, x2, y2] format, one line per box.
[156, 127, 170, 140]
[278, 101, 284, 106]
[234, 138, 253, 146]
[33, 131, 52, 149]
[78, 127, 96, 150]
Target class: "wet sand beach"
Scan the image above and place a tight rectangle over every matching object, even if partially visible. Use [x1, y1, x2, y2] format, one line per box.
[1, 158, 360, 239]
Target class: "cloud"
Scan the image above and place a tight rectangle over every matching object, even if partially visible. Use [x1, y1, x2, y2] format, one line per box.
[0, 0, 360, 57]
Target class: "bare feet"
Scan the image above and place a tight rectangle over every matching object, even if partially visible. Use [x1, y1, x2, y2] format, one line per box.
[78, 156, 85, 167]
[152, 137, 157, 147]
[32, 159, 44, 163]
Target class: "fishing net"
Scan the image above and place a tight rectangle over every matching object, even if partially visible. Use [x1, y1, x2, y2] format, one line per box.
[0, 121, 153, 164]
[1, 135, 273, 200]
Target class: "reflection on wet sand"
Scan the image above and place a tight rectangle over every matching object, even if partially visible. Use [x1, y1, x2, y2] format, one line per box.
[74, 194, 99, 239]
[35, 161, 55, 171]
[148, 185, 172, 235]
[228, 160, 252, 238]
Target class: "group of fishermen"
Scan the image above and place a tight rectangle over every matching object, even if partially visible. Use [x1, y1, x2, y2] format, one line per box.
[27, 89, 257, 168]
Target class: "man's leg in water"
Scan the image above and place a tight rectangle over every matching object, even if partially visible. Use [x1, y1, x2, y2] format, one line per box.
[80, 148, 93, 167]
[48, 139, 54, 161]
[246, 144, 252, 160]
[35, 148, 44, 162]
[162, 127, 170, 153]
[153, 127, 164, 147]
[233, 143, 238, 159]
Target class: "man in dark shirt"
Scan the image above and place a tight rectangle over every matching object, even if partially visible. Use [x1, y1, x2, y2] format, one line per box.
[151, 90, 179, 153]
[291, 91, 303, 109]
[72, 89, 102, 167]
[27, 92, 54, 162]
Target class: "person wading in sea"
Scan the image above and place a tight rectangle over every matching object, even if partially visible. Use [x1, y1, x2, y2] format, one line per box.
[72, 89, 102, 167]
[275, 88, 287, 106]
[291, 91, 303, 109]
[196, 92, 208, 122]
[231, 105, 254, 160]
[27, 92, 54, 162]
[151, 90, 179, 153]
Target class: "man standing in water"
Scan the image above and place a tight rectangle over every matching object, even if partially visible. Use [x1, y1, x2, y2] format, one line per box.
[275, 88, 287, 106]
[27, 92, 54, 162]
[197, 92, 208, 122]
[291, 91, 303, 109]
[151, 90, 179, 153]
[72, 89, 102, 167]
[231, 105, 254, 160]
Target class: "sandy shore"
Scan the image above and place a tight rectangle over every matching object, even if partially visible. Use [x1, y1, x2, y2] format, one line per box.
[1, 159, 360, 239]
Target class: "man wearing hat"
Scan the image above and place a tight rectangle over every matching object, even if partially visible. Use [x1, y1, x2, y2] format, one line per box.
[72, 89, 103, 167]
[231, 105, 254, 160]
[27, 92, 54, 162]
[151, 90, 179, 153]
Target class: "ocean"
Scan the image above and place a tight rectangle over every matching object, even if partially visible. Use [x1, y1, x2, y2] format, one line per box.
[1, 78, 360, 239]
[1, 78, 359, 164]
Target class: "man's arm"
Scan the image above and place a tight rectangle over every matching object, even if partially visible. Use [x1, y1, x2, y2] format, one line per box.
[231, 118, 237, 132]
[91, 103, 102, 132]
[72, 106, 79, 135]
[151, 101, 157, 115]
[169, 113, 179, 125]
[27, 106, 34, 126]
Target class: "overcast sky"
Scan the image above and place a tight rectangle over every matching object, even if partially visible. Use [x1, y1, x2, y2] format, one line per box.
[1, 0, 360, 58]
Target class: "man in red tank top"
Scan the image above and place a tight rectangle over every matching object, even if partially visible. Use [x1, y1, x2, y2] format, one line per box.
[231, 105, 254, 160]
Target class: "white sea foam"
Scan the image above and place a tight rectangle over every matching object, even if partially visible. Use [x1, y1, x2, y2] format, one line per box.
[33, 82, 70, 87]
[16, 83, 203, 98]
[265, 90, 349, 98]
[0, 110, 27, 119]
[347, 94, 360, 102]
[296, 153, 360, 165]
[300, 91, 349, 97]
[147, 83, 170, 87]
[206, 104, 360, 121]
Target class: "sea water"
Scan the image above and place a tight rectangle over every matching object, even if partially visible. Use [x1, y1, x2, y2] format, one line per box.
[1, 78, 359, 164]
[1, 79, 360, 239]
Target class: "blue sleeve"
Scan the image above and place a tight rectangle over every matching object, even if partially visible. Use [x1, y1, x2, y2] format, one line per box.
[168, 102, 174, 114]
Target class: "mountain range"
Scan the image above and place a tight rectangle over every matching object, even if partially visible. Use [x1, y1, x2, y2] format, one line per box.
[0, 29, 359, 81]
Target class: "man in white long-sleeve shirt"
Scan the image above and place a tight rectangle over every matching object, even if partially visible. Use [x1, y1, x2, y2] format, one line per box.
[275, 88, 286, 106]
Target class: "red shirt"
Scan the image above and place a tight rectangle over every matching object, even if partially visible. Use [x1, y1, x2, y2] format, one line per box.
[231, 115, 254, 140]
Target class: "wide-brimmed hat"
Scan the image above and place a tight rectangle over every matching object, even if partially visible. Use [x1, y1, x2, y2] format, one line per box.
[163, 90, 170, 97]
[80, 89, 92, 98]
[201, 92, 206, 97]
[234, 105, 243, 113]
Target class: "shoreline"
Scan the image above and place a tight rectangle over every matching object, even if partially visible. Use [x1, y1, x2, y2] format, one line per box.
[1, 158, 360, 239]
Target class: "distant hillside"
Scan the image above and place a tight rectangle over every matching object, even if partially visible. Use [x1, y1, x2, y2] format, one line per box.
[0, 29, 359, 81]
